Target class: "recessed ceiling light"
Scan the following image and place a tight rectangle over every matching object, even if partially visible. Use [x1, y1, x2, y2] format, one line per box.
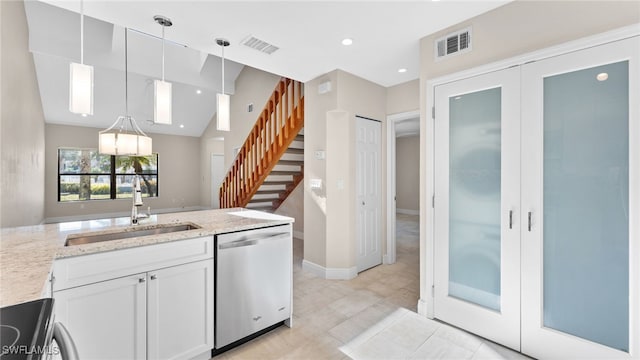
[81, 113, 88, 117]
[179, 124, 184, 128]
[196, 89, 202, 94]
[342, 38, 353, 46]
[398, 68, 407, 73]
[596, 73, 608, 81]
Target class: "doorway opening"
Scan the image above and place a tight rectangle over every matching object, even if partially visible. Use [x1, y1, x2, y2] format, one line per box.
[386, 110, 420, 265]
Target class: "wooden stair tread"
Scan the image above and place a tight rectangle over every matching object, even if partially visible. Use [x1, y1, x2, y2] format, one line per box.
[269, 170, 302, 176]
[277, 160, 304, 166]
[294, 134, 304, 141]
[255, 190, 284, 195]
[285, 148, 304, 155]
[248, 198, 276, 204]
[262, 180, 294, 185]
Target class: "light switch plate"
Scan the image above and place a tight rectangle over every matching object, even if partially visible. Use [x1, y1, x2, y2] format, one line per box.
[314, 150, 326, 160]
[310, 178, 322, 189]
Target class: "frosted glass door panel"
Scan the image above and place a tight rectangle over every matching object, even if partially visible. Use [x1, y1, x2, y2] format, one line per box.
[543, 61, 629, 351]
[449, 87, 502, 311]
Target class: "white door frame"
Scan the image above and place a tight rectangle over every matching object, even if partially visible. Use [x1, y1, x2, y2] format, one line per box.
[386, 110, 420, 265]
[423, 23, 640, 350]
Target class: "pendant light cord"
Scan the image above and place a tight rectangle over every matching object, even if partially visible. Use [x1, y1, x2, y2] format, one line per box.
[161, 25, 165, 82]
[80, 0, 84, 65]
[125, 28, 129, 117]
[221, 43, 225, 95]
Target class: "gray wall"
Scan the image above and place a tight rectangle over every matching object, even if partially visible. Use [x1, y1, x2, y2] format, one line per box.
[1, 1, 46, 227]
[304, 69, 387, 270]
[396, 135, 419, 213]
[45, 124, 202, 221]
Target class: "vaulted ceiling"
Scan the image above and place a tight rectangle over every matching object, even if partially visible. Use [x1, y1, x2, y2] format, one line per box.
[26, 0, 511, 137]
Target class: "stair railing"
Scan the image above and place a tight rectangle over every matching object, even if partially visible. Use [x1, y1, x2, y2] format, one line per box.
[219, 78, 304, 208]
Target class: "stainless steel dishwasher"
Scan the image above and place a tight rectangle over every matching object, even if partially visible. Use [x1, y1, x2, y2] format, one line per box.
[215, 224, 292, 349]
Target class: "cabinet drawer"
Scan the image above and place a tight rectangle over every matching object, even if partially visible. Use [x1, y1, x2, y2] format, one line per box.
[53, 236, 213, 291]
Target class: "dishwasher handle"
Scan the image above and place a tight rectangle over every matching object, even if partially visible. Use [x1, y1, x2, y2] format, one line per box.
[218, 232, 289, 250]
[52, 322, 80, 360]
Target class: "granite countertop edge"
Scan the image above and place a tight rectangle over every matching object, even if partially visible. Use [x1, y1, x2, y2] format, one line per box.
[0, 208, 294, 308]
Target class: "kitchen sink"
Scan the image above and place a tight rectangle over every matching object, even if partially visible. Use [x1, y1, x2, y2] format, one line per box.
[65, 223, 202, 246]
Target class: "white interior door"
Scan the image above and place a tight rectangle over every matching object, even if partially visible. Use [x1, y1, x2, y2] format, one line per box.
[434, 67, 521, 350]
[356, 116, 382, 272]
[211, 154, 224, 209]
[521, 36, 640, 359]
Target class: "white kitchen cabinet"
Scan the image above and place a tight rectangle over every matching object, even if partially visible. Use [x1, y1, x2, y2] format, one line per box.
[52, 236, 214, 360]
[147, 260, 214, 360]
[54, 274, 147, 360]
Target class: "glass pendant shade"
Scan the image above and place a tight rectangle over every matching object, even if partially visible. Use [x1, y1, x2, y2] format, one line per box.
[216, 93, 230, 131]
[154, 80, 172, 124]
[99, 116, 152, 156]
[69, 62, 94, 115]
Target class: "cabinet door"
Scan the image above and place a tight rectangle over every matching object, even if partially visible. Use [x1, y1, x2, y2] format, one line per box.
[521, 36, 640, 359]
[147, 260, 214, 360]
[54, 274, 147, 360]
[434, 66, 521, 350]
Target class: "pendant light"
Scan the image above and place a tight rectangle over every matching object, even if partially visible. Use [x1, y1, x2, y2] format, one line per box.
[153, 15, 172, 125]
[99, 28, 152, 156]
[69, 0, 94, 116]
[216, 38, 230, 131]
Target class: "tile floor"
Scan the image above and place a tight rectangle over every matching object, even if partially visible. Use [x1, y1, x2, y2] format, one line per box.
[212, 214, 528, 359]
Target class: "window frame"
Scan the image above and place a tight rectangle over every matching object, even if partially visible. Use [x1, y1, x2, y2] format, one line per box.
[57, 148, 159, 202]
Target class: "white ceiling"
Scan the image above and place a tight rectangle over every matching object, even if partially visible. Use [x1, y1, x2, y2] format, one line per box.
[26, 0, 511, 137]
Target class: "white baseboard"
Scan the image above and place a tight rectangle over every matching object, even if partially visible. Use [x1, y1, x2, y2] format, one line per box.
[397, 208, 419, 215]
[44, 206, 207, 224]
[302, 259, 357, 280]
[293, 230, 304, 239]
[418, 298, 430, 318]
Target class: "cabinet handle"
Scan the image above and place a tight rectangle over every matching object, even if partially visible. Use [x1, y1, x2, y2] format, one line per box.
[150, 275, 157, 280]
[139, 277, 146, 283]
[509, 210, 513, 229]
[528, 212, 532, 232]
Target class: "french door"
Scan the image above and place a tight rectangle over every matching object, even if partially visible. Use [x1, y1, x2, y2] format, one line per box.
[520, 37, 639, 359]
[434, 36, 639, 358]
[434, 67, 521, 350]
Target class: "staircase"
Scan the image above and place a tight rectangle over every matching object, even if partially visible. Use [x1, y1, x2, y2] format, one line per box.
[219, 78, 304, 211]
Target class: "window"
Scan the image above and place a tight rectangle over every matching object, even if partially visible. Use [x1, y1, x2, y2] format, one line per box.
[58, 148, 158, 202]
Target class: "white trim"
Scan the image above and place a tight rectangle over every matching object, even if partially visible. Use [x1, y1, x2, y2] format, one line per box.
[44, 206, 207, 224]
[424, 81, 436, 319]
[417, 298, 429, 317]
[386, 110, 420, 267]
[396, 208, 419, 216]
[302, 259, 357, 280]
[293, 230, 304, 239]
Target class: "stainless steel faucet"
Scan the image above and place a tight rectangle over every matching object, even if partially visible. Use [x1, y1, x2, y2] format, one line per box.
[131, 175, 144, 224]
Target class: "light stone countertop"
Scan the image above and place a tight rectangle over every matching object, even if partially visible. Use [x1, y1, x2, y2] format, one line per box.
[0, 208, 293, 307]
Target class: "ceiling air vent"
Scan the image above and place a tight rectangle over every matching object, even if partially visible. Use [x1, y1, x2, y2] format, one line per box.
[241, 35, 279, 55]
[435, 27, 472, 61]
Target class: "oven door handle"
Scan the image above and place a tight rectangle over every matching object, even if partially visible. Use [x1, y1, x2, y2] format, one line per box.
[53, 322, 79, 360]
[218, 232, 289, 250]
